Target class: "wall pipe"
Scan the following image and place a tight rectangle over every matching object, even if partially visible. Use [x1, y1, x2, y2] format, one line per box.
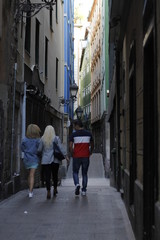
[10, 63, 17, 179]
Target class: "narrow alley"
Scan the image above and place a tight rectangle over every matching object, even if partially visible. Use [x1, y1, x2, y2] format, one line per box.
[0, 154, 135, 240]
[1, 1, 160, 240]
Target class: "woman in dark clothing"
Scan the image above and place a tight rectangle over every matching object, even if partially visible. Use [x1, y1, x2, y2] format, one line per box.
[38, 125, 69, 199]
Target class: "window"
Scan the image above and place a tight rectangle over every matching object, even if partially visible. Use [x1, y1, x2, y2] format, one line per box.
[25, 16, 31, 53]
[35, 19, 40, 65]
[45, 37, 48, 78]
[87, 64, 89, 73]
[86, 86, 88, 95]
[56, 58, 59, 89]
[88, 85, 90, 94]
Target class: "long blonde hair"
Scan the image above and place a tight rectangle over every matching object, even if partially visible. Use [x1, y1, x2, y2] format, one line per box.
[41, 125, 56, 148]
[26, 124, 41, 139]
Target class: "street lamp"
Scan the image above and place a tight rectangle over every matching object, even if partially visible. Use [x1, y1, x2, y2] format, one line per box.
[70, 82, 78, 99]
[75, 106, 83, 119]
[15, 0, 56, 21]
[59, 82, 78, 106]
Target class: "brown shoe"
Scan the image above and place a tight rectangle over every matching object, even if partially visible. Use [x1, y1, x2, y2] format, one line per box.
[47, 190, 51, 199]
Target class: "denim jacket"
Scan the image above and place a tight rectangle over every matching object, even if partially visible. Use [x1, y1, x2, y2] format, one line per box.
[21, 137, 40, 166]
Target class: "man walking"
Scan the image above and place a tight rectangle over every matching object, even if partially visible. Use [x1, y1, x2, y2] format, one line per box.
[69, 120, 94, 196]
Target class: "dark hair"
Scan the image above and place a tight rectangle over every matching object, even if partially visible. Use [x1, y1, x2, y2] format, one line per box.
[74, 119, 83, 128]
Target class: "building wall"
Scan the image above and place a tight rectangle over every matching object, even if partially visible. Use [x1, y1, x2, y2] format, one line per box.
[74, 24, 84, 112]
[101, 0, 106, 113]
[89, 0, 110, 172]
[89, 0, 103, 152]
[0, 0, 2, 39]
[109, 0, 160, 239]
[64, 0, 75, 119]
[121, 3, 143, 238]
[18, 0, 64, 111]
[157, 0, 160, 202]
[0, 0, 65, 198]
[0, 0, 19, 197]
[89, 0, 101, 124]
[19, 0, 65, 188]
[79, 29, 91, 130]
[156, 0, 160, 239]
[101, 0, 110, 177]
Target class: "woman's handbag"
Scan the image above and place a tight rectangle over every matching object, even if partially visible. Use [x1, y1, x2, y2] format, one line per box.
[54, 142, 65, 161]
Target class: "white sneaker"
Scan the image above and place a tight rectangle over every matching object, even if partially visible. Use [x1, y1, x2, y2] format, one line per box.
[29, 192, 33, 198]
[81, 191, 86, 196]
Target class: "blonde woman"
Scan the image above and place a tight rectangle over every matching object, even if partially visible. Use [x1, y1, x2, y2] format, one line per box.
[38, 125, 69, 199]
[21, 124, 41, 198]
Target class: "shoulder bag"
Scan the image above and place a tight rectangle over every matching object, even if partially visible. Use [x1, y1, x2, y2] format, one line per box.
[54, 141, 65, 161]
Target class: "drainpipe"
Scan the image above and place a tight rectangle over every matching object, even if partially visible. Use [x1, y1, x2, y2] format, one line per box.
[116, 51, 121, 192]
[21, 18, 25, 156]
[21, 82, 26, 157]
[10, 63, 17, 179]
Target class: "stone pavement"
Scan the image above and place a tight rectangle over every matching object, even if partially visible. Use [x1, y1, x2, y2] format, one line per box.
[0, 154, 135, 240]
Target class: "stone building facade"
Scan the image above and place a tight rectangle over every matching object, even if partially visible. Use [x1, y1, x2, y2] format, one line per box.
[0, 0, 19, 198]
[108, 0, 160, 239]
[79, 28, 91, 130]
[0, 0, 65, 198]
[88, 0, 110, 177]
[88, 0, 102, 152]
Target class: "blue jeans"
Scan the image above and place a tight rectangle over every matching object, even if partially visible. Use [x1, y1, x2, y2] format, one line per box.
[72, 157, 90, 192]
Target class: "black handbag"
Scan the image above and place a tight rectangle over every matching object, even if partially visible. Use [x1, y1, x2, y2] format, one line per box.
[54, 142, 65, 161]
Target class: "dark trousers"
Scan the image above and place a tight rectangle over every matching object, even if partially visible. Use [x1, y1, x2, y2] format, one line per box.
[40, 165, 45, 185]
[43, 163, 59, 191]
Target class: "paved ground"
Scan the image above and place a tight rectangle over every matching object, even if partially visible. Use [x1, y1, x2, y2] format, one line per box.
[0, 154, 135, 240]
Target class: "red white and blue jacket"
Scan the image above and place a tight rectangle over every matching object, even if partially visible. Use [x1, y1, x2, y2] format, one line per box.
[69, 129, 93, 158]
